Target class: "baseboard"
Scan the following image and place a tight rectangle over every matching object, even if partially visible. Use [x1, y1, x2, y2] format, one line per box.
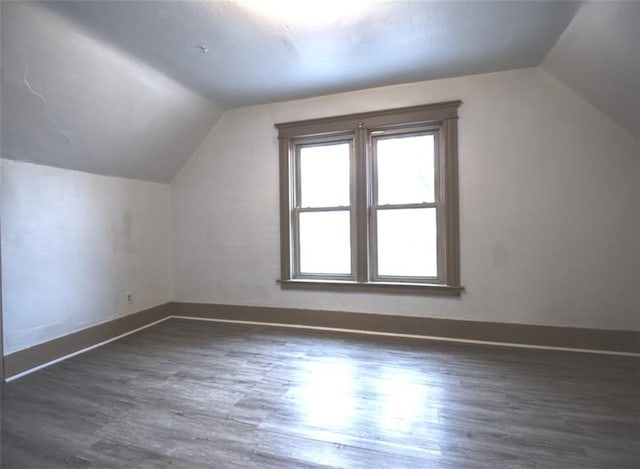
[4, 301, 638, 381]
[3, 303, 172, 380]
[172, 302, 640, 355]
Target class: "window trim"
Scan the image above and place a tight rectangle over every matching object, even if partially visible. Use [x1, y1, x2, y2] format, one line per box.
[276, 101, 463, 296]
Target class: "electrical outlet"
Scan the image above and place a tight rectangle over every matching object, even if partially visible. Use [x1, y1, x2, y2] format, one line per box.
[126, 292, 133, 305]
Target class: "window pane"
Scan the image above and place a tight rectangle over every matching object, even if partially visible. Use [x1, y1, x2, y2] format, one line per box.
[376, 134, 435, 204]
[299, 143, 350, 208]
[299, 211, 351, 275]
[377, 208, 437, 277]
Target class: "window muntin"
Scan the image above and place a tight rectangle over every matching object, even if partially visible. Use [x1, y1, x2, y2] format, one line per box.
[277, 101, 462, 296]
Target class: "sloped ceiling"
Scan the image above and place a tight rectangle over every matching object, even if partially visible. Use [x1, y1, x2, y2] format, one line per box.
[1, 1, 636, 184]
[1, 2, 223, 183]
[542, 1, 640, 140]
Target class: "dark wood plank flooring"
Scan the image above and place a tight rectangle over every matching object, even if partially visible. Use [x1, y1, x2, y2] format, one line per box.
[2, 318, 639, 468]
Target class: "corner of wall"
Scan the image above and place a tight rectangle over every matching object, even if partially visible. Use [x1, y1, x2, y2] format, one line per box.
[536, 67, 639, 145]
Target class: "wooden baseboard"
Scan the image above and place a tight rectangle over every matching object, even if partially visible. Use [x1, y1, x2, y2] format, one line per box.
[4, 302, 638, 381]
[3, 303, 171, 380]
[172, 302, 640, 354]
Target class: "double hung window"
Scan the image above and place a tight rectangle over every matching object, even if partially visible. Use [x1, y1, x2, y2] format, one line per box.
[277, 101, 462, 296]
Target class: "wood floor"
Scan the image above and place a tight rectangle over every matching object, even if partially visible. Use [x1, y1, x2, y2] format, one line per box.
[1, 319, 639, 468]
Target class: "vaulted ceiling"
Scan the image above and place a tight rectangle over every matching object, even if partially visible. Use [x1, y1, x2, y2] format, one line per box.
[1, 1, 637, 183]
[541, 1, 639, 140]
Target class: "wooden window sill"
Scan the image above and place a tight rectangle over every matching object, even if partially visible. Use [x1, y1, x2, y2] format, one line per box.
[277, 279, 464, 297]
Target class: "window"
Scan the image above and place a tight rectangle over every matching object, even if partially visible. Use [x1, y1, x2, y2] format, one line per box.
[276, 101, 462, 296]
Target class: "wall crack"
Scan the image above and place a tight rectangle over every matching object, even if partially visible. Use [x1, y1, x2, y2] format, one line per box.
[22, 58, 76, 156]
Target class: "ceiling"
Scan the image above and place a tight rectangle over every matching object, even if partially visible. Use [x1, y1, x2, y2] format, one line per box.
[541, 1, 640, 139]
[41, 0, 579, 108]
[1, 2, 223, 183]
[0, 1, 636, 183]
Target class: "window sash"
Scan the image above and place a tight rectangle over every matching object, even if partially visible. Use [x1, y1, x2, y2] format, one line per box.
[370, 128, 439, 206]
[369, 127, 444, 284]
[291, 135, 356, 280]
[294, 138, 353, 209]
[292, 207, 355, 279]
[370, 205, 441, 283]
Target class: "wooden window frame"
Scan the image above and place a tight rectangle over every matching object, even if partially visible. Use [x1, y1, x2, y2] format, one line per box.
[291, 135, 356, 281]
[276, 101, 463, 296]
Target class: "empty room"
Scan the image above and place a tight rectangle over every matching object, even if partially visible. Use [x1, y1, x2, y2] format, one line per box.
[0, 0, 638, 467]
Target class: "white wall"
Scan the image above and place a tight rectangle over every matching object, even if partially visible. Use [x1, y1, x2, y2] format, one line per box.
[1, 159, 172, 354]
[171, 67, 639, 331]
